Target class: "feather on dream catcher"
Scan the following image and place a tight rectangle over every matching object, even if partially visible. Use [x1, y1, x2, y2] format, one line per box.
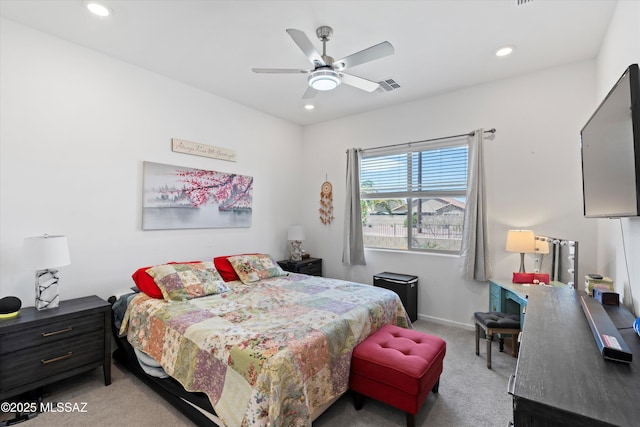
[319, 179, 335, 225]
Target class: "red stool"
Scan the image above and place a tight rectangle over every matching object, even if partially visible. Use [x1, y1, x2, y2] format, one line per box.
[350, 324, 446, 427]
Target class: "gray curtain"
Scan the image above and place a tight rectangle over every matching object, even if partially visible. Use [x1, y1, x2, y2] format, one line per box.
[459, 129, 491, 281]
[342, 148, 366, 265]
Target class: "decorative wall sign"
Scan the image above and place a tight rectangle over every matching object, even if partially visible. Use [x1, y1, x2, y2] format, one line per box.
[319, 180, 335, 225]
[142, 161, 252, 230]
[171, 138, 237, 162]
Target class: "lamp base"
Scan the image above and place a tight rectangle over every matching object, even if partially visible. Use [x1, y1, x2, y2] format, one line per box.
[290, 240, 302, 262]
[518, 253, 527, 273]
[35, 269, 60, 310]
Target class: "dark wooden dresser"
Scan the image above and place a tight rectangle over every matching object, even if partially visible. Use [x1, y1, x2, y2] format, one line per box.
[510, 287, 640, 426]
[0, 295, 111, 400]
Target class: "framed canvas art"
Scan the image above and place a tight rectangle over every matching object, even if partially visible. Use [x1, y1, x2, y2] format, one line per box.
[142, 161, 253, 230]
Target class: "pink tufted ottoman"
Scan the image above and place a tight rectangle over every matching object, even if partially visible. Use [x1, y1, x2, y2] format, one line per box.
[349, 324, 446, 427]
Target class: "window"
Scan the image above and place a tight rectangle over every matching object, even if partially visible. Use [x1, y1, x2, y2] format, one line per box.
[360, 141, 468, 252]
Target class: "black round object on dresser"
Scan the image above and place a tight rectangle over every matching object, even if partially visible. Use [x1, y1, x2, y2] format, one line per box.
[0, 296, 21, 319]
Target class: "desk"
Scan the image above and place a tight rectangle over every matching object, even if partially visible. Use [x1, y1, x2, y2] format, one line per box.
[489, 279, 566, 326]
[509, 286, 640, 426]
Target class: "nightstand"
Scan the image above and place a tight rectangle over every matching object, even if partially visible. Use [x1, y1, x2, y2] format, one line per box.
[278, 258, 323, 277]
[0, 295, 111, 400]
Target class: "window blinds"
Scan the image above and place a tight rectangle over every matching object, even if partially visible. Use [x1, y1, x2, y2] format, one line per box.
[360, 143, 468, 198]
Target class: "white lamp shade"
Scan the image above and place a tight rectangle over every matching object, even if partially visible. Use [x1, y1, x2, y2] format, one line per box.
[505, 230, 535, 253]
[24, 235, 71, 270]
[287, 225, 305, 241]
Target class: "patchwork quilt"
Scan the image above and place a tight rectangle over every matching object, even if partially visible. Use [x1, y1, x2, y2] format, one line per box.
[121, 273, 409, 427]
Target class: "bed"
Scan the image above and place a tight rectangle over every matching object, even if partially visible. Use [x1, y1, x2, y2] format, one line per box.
[112, 254, 410, 427]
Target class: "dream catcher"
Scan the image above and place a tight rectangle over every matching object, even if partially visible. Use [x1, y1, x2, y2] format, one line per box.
[319, 179, 335, 225]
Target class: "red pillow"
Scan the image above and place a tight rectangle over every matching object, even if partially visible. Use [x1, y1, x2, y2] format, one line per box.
[132, 261, 201, 299]
[512, 272, 551, 284]
[512, 272, 535, 284]
[214, 254, 258, 282]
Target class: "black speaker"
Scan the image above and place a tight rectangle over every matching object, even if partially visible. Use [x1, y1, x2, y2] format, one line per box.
[0, 296, 21, 319]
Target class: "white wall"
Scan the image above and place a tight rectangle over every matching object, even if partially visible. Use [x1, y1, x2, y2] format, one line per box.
[0, 19, 304, 305]
[3, 9, 628, 328]
[595, 0, 640, 316]
[301, 61, 599, 328]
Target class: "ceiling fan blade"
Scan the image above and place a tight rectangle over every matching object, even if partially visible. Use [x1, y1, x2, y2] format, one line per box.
[286, 29, 326, 67]
[252, 68, 309, 74]
[333, 41, 394, 71]
[302, 86, 318, 99]
[340, 73, 380, 92]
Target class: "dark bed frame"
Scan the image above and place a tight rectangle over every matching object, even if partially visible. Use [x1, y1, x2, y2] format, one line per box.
[107, 296, 219, 427]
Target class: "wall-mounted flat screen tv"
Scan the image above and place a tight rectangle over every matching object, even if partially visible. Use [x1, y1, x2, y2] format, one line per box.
[581, 63, 640, 218]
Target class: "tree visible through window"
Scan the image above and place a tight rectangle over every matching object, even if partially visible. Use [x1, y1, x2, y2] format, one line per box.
[360, 141, 468, 252]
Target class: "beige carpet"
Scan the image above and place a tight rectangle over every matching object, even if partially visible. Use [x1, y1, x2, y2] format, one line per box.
[1, 320, 516, 426]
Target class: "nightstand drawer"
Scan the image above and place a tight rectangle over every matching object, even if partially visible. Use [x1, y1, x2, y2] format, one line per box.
[0, 311, 104, 355]
[278, 258, 323, 277]
[0, 332, 104, 392]
[299, 261, 322, 276]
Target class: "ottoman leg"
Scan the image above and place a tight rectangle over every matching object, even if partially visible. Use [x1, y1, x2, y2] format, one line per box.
[486, 333, 492, 369]
[353, 391, 364, 410]
[432, 378, 440, 393]
[406, 412, 415, 427]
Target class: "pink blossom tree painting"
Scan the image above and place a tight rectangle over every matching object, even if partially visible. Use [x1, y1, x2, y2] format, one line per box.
[142, 161, 253, 230]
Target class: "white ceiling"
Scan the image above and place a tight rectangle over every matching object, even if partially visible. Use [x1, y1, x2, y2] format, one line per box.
[0, 0, 616, 126]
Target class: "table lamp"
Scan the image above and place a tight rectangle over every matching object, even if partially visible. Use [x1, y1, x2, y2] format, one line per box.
[505, 230, 535, 273]
[24, 234, 71, 310]
[287, 225, 305, 262]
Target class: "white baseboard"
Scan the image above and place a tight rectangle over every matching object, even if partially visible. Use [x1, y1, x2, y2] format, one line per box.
[416, 313, 475, 331]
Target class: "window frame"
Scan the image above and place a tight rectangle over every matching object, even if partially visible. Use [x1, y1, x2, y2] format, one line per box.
[359, 139, 469, 254]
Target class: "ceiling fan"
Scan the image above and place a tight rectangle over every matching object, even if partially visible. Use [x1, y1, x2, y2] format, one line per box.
[252, 26, 394, 99]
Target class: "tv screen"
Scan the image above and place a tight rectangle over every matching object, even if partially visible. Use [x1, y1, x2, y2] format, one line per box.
[581, 64, 640, 218]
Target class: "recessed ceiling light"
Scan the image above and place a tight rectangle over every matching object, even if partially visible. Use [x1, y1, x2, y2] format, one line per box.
[304, 104, 315, 110]
[84, 1, 113, 18]
[495, 46, 515, 57]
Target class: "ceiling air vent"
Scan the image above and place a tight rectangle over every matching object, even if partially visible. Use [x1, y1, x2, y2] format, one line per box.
[378, 78, 401, 92]
[516, 0, 533, 5]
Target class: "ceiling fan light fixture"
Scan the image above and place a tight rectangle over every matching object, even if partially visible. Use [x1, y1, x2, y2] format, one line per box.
[308, 69, 341, 91]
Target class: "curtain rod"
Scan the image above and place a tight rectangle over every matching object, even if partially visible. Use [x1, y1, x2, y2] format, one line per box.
[357, 128, 496, 153]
